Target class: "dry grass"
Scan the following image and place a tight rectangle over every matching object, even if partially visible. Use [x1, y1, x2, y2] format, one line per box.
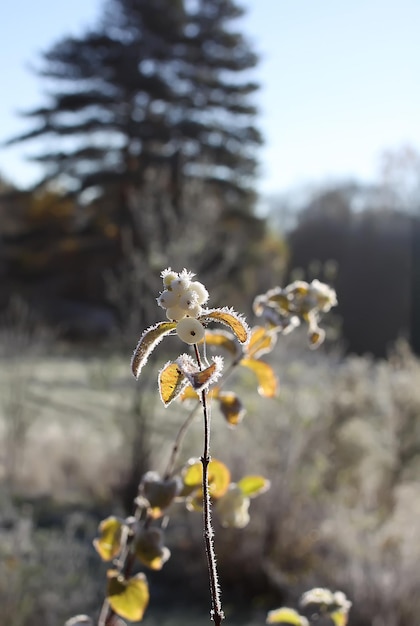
[1, 331, 420, 625]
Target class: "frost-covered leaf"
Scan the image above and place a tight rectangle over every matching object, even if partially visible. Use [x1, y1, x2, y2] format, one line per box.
[158, 361, 187, 406]
[200, 329, 239, 356]
[107, 571, 149, 622]
[93, 516, 123, 562]
[246, 326, 278, 359]
[240, 358, 278, 397]
[141, 472, 180, 518]
[266, 607, 308, 625]
[218, 391, 246, 426]
[200, 307, 250, 344]
[237, 475, 271, 498]
[177, 355, 223, 392]
[131, 321, 176, 379]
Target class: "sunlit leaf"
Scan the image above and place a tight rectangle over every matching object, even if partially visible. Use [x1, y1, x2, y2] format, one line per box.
[183, 458, 231, 499]
[107, 571, 149, 622]
[180, 385, 220, 402]
[180, 384, 199, 401]
[266, 607, 308, 625]
[200, 307, 250, 344]
[218, 392, 246, 426]
[131, 321, 176, 379]
[267, 290, 292, 313]
[177, 355, 223, 392]
[200, 330, 239, 356]
[93, 516, 123, 562]
[330, 612, 348, 626]
[158, 361, 187, 406]
[237, 475, 271, 498]
[240, 358, 278, 397]
[246, 326, 278, 359]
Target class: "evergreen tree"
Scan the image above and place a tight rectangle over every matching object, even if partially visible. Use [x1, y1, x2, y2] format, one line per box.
[6, 0, 261, 213]
[3, 0, 269, 336]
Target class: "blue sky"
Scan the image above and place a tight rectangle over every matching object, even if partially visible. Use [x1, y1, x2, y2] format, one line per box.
[1, 0, 419, 194]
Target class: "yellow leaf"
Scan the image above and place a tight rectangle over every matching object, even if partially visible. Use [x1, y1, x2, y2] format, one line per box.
[180, 385, 220, 402]
[331, 611, 348, 626]
[158, 362, 187, 406]
[200, 307, 250, 344]
[183, 458, 231, 499]
[218, 392, 246, 426]
[131, 321, 176, 379]
[180, 384, 199, 401]
[200, 330, 239, 356]
[266, 607, 308, 625]
[247, 326, 278, 359]
[240, 358, 278, 397]
[237, 475, 271, 498]
[177, 355, 223, 391]
[107, 571, 149, 622]
[93, 517, 123, 562]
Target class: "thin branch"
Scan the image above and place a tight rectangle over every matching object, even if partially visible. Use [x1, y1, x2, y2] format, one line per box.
[194, 344, 224, 626]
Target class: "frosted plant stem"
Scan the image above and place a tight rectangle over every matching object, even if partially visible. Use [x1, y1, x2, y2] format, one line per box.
[194, 344, 224, 626]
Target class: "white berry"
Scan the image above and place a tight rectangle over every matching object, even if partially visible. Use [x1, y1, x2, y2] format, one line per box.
[176, 318, 205, 344]
[189, 281, 209, 305]
[157, 289, 179, 309]
[166, 306, 187, 321]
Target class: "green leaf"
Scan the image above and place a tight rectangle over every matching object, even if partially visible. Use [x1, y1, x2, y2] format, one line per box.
[240, 357, 278, 397]
[158, 361, 187, 406]
[200, 307, 250, 344]
[107, 571, 149, 622]
[218, 391, 246, 426]
[93, 516, 123, 562]
[237, 475, 271, 498]
[266, 607, 308, 625]
[131, 321, 176, 379]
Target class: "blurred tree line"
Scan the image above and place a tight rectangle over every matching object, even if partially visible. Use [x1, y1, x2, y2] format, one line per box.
[0, 0, 285, 342]
[268, 145, 420, 358]
[1, 0, 418, 358]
